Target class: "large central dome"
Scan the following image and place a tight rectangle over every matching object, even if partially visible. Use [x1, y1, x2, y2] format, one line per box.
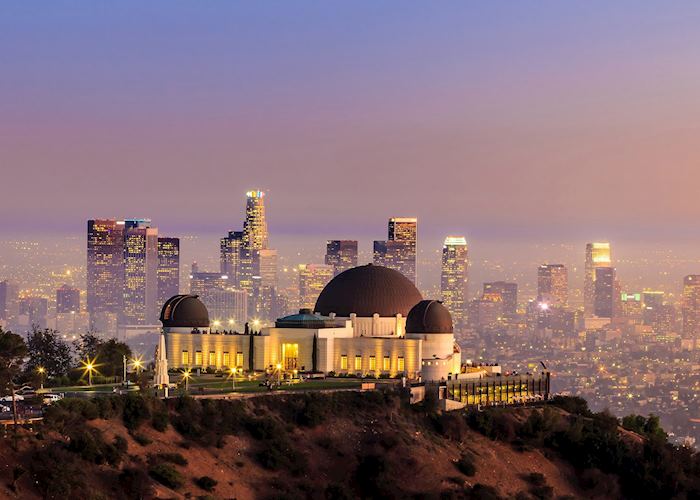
[314, 264, 423, 317]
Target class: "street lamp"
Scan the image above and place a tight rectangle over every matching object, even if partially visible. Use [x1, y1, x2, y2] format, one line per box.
[182, 369, 191, 391]
[37, 366, 45, 390]
[132, 357, 143, 374]
[229, 367, 236, 391]
[276, 363, 282, 383]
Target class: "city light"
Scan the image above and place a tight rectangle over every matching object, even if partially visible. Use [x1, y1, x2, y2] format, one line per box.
[81, 357, 98, 386]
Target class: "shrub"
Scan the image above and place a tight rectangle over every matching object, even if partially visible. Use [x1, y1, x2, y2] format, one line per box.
[455, 452, 476, 476]
[132, 432, 152, 446]
[549, 395, 591, 416]
[149, 463, 184, 489]
[32, 444, 87, 497]
[195, 475, 218, 492]
[157, 452, 188, 466]
[120, 467, 153, 499]
[152, 409, 169, 432]
[122, 394, 151, 430]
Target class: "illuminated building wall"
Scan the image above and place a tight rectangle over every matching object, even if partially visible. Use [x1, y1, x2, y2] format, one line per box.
[0, 280, 19, 323]
[122, 220, 159, 325]
[325, 240, 358, 277]
[440, 236, 468, 329]
[157, 237, 180, 314]
[682, 275, 700, 339]
[56, 284, 80, 314]
[299, 264, 333, 309]
[483, 281, 518, 319]
[593, 267, 615, 318]
[220, 231, 243, 283]
[537, 264, 568, 308]
[374, 217, 417, 284]
[584, 242, 611, 316]
[87, 219, 125, 316]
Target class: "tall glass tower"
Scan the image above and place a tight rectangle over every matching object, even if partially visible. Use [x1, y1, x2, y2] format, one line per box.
[440, 236, 468, 329]
[584, 242, 611, 316]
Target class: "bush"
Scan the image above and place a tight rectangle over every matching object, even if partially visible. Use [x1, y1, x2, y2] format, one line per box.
[32, 444, 87, 497]
[549, 396, 591, 416]
[195, 475, 218, 492]
[120, 467, 153, 499]
[455, 452, 476, 476]
[149, 463, 184, 489]
[152, 409, 169, 432]
[156, 452, 188, 466]
[67, 428, 123, 466]
[122, 394, 151, 430]
[132, 432, 152, 446]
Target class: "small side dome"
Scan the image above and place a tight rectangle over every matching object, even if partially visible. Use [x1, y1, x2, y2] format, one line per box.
[406, 300, 453, 334]
[160, 294, 210, 328]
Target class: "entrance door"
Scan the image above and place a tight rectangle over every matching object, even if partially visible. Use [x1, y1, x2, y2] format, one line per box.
[282, 343, 299, 371]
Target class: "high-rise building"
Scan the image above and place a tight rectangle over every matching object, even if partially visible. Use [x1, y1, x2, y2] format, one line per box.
[239, 190, 269, 291]
[87, 219, 125, 316]
[157, 237, 180, 312]
[325, 240, 358, 277]
[440, 236, 468, 329]
[122, 219, 159, 325]
[373, 217, 417, 284]
[0, 280, 19, 324]
[483, 281, 518, 319]
[220, 231, 243, 282]
[299, 264, 333, 310]
[537, 264, 568, 308]
[584, 242, 611, 316]
[682, 275, 700, 339]
[593, 267, 615, 319]
[56, 284, 80, 314]
[19, 296, 49, 329]
[204, 289, 248, 329]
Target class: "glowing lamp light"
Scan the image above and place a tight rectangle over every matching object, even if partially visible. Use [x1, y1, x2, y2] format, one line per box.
[538, 302, 549, 311]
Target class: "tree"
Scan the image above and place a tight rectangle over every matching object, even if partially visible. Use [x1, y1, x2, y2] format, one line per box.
[25, 327, 73, 378]
[0, 328, 28, 429]
[74, 332, 102, 362]
[96, 339, 132, 378]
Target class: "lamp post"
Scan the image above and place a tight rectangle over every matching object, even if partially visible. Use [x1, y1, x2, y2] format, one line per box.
[37, 366, 45, 390]
[182, 370, 191, 391]
[230, 367, 236, 391]
[86, 362, 94, 386]
[276, 363, 282, 384]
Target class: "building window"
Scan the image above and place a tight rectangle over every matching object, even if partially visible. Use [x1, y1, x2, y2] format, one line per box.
[223, 352, 230, 367]
[236, 352, 244, 368]
[354, 355, 362, 371]
[181, 350, 189, 365]
[340, 355, 348, 370]
[383, 356, 390, 371]
[398, 356, 405, 372]
[209, 351, 216, 367]
[195, 351, 202, 366]
[369, 356, 376, 371]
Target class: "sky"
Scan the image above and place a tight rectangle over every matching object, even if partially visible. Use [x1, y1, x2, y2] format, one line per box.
[2, 1, 700, 251]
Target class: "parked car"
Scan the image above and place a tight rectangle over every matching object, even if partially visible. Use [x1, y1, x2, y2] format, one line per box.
[0, 404, 10, 413]
[42, 393, 64, 405]
[16, 385, 34, 395]
[0, 394, 24, 402]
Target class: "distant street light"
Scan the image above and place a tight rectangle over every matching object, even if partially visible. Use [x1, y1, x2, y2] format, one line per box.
[37, 366, 45, 390]
[182, 369, 191, 391]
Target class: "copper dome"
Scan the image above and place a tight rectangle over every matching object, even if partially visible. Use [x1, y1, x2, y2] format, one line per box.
[406, 300, 453, 333]
[314, 264, 423, 317]
[160, 294, 210, 328]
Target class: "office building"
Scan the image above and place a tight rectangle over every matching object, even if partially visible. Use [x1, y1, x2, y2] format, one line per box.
[483, 281, 518, 319]
[157, 237, 180, 313]
[122, 219, 159, 325]
[56, 284, 80, 314]
[584, 242, 611, 316]
[220, 231, 243, 283]
[537, 264, 568, 308]
[0, 280, 19, 325]
[87, 219, 125, 316]
[440, 236, 468, 329]
[373, 217, 417, 284]
[325, 240, 358, 277]
[19, 296, 49, 329]
[682, 275, 700, 339]
[593, 267, 615, 319]
[298, 264, 333, 309]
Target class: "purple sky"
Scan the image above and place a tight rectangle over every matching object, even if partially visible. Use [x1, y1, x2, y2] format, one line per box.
[2, 2, 700, 245]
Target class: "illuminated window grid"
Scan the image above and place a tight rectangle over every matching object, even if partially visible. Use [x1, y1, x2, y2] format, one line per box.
[340, 355, 348, 370]
[181, 350, 189, 366]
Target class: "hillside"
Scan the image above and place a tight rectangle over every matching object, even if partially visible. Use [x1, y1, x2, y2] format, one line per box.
[0, 390, 697, 499]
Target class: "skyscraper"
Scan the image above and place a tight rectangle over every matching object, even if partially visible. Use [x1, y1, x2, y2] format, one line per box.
[373, 217, 417, 284]
[19, 296, 49, 329]
[537, 264, 568, 308]
[593, 267, 615, 319]
[483, 282, 518, 319]
[298, 264, 333, 310]
[0, 280, 19, 325]
[87, 219, 125, 316]
[325, 240, 358, 277]
[682, 275, 700, 339]
[56, 284, 80, 314]
[122, 219, 159, 325]
[584, 242, 611, 316]
[220, 231, 243, 282]
[440, 236, 468, 329]
[157, 237, 180, 311]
